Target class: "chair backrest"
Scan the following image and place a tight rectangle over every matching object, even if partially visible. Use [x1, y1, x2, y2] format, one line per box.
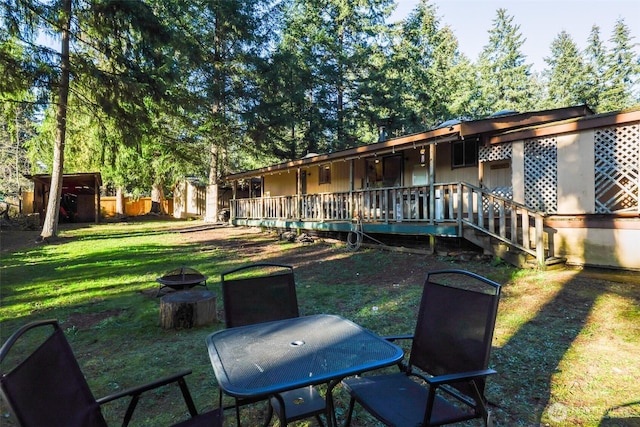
[0, 319, 108, 427]
[409, 269, 501, 397]
[221, 263, 300, 328]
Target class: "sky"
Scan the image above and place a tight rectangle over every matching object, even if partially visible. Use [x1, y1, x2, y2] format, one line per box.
[390, 0, 640, 72]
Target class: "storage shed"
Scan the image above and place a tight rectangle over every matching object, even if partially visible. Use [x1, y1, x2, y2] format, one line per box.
[26, 173, 102, 223]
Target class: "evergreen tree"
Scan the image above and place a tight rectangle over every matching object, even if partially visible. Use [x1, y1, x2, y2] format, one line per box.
[171, 0, 272, 220]
[388, 0, 470, 131]
[245, 10, 319, 161]
[0, 92, 36, 199]
[544, 31, 589, 108]
[268, 0, 394, 153]
[583, 25, 608, 111]
[600, 18, 639, 111]
[474, 9, 538, 116]
[1, 0, 197, 236]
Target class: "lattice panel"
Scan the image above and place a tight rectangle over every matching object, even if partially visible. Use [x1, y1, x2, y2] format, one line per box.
[594, 124, 639, 213]
[524, 137, 557, 213]
[483, 186, 513, 214]
[479, 143, 512, 163]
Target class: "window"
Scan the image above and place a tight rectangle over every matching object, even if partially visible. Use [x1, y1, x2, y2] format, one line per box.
[319, 164, 331, 184]
[452, 139, 478, 168]
[365, 158, 383, 187]
[382, 155, 402, 187]
[365, 155, 402, 187]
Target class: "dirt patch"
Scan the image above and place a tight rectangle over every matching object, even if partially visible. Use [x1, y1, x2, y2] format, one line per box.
[0, 222, 88, 254]
[67, 309, 124, 330]
[0, 229, 44, 253]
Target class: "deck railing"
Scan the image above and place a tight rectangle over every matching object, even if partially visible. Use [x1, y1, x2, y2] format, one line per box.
[230, 182, 547, 266]
[456, 182, 546, 265]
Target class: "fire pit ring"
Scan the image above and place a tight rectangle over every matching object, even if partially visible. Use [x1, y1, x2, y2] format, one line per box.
[156, 266, 208, 296]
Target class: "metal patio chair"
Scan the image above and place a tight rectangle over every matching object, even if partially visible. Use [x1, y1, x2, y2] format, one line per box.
[221, 263, 327, 426]
[0, 319, 222, 427]
[342, 269, 502, 427]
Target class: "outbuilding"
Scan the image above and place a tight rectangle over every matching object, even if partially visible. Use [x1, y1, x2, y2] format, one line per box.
[25, 173, 102, 223]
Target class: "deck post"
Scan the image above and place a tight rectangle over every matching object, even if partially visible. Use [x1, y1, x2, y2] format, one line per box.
[457, 182, 463, 235]
[231, 181, 237, 220]
[349, 160, 354, 220]
[297, 168, 302, 219]
[477, 188, 484, 229]
[535, 215, 545, 268]
[429, 144, 435, 224]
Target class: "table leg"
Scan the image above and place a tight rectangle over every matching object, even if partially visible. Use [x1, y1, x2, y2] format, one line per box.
[326, 379, 342, 427]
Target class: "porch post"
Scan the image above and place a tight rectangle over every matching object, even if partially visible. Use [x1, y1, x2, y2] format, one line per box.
[229, 179, 238, 220]
[535, 214, 545, 268]
[429, 144, 436, 223]
[261, 176, 265, 219]
[297, 167, 302, 219]
[349, 160, 354, 219]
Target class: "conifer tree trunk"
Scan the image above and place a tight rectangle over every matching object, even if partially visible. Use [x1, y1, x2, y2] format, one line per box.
[205, 141, 219, 222]
[40, 0, 71, 240]
[115, 187, 125, 217]
[151, 182, 166, 214]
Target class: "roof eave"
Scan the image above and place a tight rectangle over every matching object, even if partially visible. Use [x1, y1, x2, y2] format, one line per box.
[459, 105, 593, 136]
[488, 108, 640, 144]
[225, 128, 460, 181]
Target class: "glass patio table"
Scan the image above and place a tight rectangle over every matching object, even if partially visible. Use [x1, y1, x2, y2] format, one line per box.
[206, 314, 404, 426]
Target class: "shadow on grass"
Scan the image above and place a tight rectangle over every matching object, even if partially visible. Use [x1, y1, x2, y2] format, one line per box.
[599, 401, 640, 426]
[2, 221, 638, 426]
[491, 267, 640, 425]
[493, 276, 596, 424]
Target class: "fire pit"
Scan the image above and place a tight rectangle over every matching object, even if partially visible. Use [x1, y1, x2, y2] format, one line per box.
[156, 266, 208, 296]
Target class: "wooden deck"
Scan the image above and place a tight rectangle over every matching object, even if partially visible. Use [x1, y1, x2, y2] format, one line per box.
[230, 182, 550, 268]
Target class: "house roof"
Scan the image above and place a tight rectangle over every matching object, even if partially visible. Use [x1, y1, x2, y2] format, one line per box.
[487, 107, 640, 144]
[225, 105, 595, 181]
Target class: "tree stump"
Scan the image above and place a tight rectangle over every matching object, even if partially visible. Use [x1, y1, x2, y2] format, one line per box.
[159, 290, 217, 329]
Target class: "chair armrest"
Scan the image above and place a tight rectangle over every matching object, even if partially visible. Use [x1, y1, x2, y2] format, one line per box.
[425, 369, 497, 386]
[382, 335, 413, 371]
[382, 334, 413, 342]
[96, 369, 198, 427]
[96, 369, 194, 404]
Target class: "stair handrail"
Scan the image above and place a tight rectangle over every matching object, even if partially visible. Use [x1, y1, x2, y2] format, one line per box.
[457, 182, 547, 267]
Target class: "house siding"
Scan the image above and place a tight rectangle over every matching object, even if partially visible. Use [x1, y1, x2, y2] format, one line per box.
[557, 130, 595, 214]
[434, 143, 479, 184]
[510, 124, 639, 270]
[264, 173, 296, 197]
[548, 219, 640, 269]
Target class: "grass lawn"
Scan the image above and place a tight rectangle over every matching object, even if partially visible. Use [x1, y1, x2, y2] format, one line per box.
[1, 219, 639, 426]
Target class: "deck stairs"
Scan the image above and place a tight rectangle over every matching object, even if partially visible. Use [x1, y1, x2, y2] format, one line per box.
[461, 225, 566, 269]
[455, 182, 566, 269]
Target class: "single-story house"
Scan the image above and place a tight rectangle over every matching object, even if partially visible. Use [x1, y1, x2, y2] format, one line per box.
[223, 105, 639, 271]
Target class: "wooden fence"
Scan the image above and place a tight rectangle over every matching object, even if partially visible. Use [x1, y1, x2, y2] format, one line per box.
[21, 192, 173, 218]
